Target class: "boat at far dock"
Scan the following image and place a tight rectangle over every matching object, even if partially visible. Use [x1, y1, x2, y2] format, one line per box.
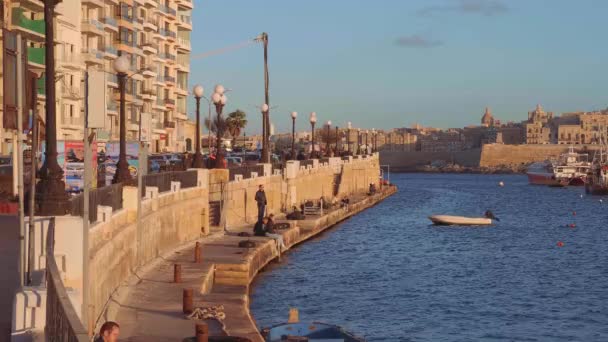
[585, 138, 608, 195]
[527, 147, 590, 186]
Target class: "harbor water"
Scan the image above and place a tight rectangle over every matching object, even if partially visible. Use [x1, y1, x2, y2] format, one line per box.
[250, 173, 608, 341]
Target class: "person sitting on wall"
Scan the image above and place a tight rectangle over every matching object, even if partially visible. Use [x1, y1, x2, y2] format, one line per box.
[266, 214, 287, 252]
[253, 217, 268, 237]
[287, 206, 306, 220]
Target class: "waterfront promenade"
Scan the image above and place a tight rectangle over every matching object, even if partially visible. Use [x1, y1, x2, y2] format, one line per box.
[112, 186, 397, 341]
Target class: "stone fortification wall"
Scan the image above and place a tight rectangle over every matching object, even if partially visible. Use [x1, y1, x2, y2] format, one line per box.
[221, 154, 381, 227]
[380, 149, 482, 171]
[89, 170, 209, 327]
[479, 144, 601, 167]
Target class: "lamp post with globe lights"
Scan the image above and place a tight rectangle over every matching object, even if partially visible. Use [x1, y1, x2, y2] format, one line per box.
[334, 126, 339, 155]
[112, 55, 133, 184]
[290, 112, 297, 160]
[309, 113, 317, 159]
[325, 120, 331, 157]
[365, 130, 369, 155]
[36, 0, 69, 215]
[211, 85, 227, 168]
[356, 128, 361, 155]
[261, 104, 270, 163]
[372, 128, 377, 153]
[192, 85, 205, 168]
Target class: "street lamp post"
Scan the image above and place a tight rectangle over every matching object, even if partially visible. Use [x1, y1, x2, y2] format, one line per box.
[309, 112, 317, 159]
[356, 128, 361, 155]
[290, 112, 297, 160]
[37, 0, 68, 215]
[365, 130, 369, 155]
[112, 55, 133, 184]
[372, 129, 377, 153]
[192, 85, 204, 168]
[325, 120, 331, 157]
[347, 122, 352, 155]
[212, 85, 227, 168]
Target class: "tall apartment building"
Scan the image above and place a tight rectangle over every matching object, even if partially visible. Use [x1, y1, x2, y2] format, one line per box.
[1, 0, 193, 153]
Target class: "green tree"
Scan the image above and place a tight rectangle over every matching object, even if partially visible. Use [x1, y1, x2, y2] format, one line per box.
[226, 110, 248, 148]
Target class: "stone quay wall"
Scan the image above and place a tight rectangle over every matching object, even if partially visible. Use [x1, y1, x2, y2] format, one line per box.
[479, 144, 601, 167]
[89, 169, 210, 328]
[214, 155, 381, 227]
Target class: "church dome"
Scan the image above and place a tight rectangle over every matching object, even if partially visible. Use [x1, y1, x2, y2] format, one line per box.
[481, 107, 494, 126]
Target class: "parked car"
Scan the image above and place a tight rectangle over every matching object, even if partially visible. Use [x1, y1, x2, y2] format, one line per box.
[226, 156, 243, 167]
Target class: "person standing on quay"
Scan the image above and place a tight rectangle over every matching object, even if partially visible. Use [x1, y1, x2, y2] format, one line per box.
[255, 184, 267, 222]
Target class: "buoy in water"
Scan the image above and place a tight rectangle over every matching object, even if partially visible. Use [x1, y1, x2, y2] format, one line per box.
[498, 181, 504, 187]
[600, 199, 604, 203]
[569, 223, 576, 228]
[557, 241, 564, 247]
[580, 194, 584, 198]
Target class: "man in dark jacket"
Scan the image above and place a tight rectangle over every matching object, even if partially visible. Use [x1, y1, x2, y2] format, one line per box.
[253, 217, 268, 237]
[255, 184, 267, 222]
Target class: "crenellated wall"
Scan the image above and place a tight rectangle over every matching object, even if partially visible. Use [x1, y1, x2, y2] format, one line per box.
[88, 169, 210, 328]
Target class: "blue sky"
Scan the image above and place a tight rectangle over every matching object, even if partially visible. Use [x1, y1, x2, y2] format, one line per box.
[189, 0, 608, 133]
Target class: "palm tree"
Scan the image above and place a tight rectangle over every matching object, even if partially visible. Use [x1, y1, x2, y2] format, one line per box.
[226, 110, 248, 149]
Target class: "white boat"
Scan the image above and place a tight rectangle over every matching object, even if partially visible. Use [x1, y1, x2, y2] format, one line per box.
[429, 215, 493, 226]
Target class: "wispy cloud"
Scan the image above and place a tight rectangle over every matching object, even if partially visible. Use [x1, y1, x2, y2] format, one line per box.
[395, 35, 443, 48]
[419, 0, 509, 16]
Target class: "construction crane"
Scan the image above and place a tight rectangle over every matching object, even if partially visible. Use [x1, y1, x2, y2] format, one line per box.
[191, 33, 271, 163]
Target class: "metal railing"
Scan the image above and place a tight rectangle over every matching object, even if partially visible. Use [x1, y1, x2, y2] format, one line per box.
[68, 183, 123, 223]
[142, 170, 197, 195]
[103, 16, 117, 27]
[228, 164, 265, 181]
[45, 218, 89, 342]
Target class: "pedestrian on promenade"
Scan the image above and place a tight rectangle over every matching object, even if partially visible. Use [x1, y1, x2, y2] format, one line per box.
[95, 321, 120, 342]
[255, 184, 267, 222]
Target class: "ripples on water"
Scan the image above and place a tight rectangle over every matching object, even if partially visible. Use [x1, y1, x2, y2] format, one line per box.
[250, 174, 608, 341]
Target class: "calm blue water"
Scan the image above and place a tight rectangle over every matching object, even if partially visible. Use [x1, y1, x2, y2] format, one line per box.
[250, 174, 608, 341]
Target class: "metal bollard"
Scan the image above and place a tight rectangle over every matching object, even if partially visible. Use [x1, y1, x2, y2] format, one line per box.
[194, 242, 201, 263]
[183, 288, 193, 314]
[195, 322, 209, 342]
[173, 264, 182, 283]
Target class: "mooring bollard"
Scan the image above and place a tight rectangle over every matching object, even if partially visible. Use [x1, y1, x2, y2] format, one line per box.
[195, 322, 209, 342]
[173, 264, 182, 283]
[194, 242, 201, 263]
[183, 288, 193, 314]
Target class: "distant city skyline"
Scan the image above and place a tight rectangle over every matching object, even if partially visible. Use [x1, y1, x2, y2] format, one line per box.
[190, 0, 608, 134]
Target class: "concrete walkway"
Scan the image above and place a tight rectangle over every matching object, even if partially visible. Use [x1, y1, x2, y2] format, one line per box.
[113, 186, 397, 341]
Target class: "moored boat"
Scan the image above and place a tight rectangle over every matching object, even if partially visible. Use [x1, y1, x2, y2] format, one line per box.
[585, 144, 608, 195]
[527, 147, 590, 186]
[262, 322, 365, 342]
[428, 215, 492, 226]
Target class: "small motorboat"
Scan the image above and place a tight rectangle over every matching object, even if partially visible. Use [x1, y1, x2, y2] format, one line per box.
[428, 215, 493, 226]
[261, 309, 365, 342]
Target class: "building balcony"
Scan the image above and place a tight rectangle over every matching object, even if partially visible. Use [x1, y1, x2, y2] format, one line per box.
[103, 46, 118, 58]
[81, 19, 105, 35]
[177, 38, 191, 51]
[164, 75, 176, 84]
[145, 0, 158, 8]
[82, 47, 104, 65]
[27, 46, 45, 69]
[61, 115, 84, 129]
[142, 67, 157, 78]
[164, 120, 176, 129]
[107, 74, 118, 88]
[153, 99, 166, 110]
[176, 0, 193, 10]
[36, 76, 45, 97]
[62, 85, 81, 99]
[102, 16, 118, 31]
[81, 0, 104, 8]
[11, 8, 45, 41]
[177, 15, 192, 30]
[128, 122, 140, 131]
[174, 112, 188, 121]
[107, 102, 118, 114]
[158, 4, 177, 17]
[143, 20, 158, 31]
[160, 52, 176, 61]
[164, 98, 176, 107]
[142, 42, 159, 54]
[141, 89, 157, 100]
